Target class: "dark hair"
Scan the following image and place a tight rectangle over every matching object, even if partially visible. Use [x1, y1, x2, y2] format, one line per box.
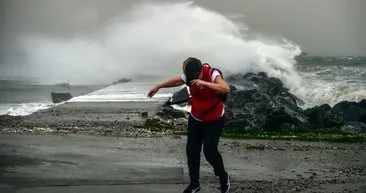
[183, 57, 202, 86]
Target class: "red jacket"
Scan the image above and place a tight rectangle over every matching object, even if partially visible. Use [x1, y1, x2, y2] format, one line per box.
[189, 65, 224, 121]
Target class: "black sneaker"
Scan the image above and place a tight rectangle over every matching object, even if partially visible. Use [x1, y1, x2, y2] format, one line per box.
[183, 183, 201, 193]
[220, 173, 230, 193]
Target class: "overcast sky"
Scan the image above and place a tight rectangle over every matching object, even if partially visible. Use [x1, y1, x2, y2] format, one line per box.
[1, 0, 365, 57]
[198, 0, 366, 56]
[0, 0, 365, 84]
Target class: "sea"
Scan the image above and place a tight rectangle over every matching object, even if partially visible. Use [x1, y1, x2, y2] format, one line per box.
[0, 56, 365, 116]
[0, 80, 178, 116]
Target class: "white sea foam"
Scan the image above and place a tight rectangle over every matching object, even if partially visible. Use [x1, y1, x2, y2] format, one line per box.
[0, 102, 55, 116]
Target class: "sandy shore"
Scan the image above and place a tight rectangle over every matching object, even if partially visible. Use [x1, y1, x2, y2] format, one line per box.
[1, 101, 366, 192]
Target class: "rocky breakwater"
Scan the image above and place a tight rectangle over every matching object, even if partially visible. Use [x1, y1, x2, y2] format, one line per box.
[150, 72, 366, 134]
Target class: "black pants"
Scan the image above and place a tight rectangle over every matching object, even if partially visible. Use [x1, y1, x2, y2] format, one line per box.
[186, 115, 226, 185]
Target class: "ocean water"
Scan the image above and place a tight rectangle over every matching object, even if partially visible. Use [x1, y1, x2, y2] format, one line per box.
[65, 56, 366, 109]
[0, 2, 365, 116]
[296, 57, 366, 108]
[0, 80, 106, 116]
[0, 79, 181, 116]
[1, 57, 365, 116]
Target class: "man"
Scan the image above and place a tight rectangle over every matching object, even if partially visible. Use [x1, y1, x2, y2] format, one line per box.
[147, 57, 231, 193]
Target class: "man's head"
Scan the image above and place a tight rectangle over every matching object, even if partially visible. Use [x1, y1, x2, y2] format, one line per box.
[182, 57, 202, 85]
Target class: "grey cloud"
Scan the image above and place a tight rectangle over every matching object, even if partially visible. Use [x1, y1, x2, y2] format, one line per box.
[0, 0, 364, 84]
[0, 0, 365, 57]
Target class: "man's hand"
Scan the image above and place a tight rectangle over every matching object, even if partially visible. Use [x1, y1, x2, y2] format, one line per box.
[190, 79, 209, 87]
[148, 86, 160, 98]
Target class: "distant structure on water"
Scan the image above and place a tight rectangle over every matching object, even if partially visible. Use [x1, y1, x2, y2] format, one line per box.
[54, 79, 71, 87]
[112, 78, 132, 85]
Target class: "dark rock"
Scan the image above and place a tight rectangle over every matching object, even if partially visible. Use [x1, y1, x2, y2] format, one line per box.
[265, 107, 308, 131]
[51, 92, 72, 103]
[224, 72, 305, 131]
[323, 110, 344, 128]
[302, 100, 366, 133]
[304, 104, 332, 128]
[158, 71, 366, 133]
[279, 123, 296, 132]
[141, 112, 148, 118]
[156, 107, 187, 119]
[258, 72, 268, 77]
[360, 114, 366, 124]
[358, 99, 366, 110]
[225, 89, 258, 109]
[166, 86, 191, 105]
[332, 101, 356, 112]
[331, 101, 366, 123]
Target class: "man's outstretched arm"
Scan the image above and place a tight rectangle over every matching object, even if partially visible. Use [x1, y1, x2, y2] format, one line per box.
[148, 76, 185, 98]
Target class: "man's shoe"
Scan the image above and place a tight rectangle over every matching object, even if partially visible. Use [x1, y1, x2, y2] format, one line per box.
[183, 183, 201, 193]
[220, 172, 230, 193]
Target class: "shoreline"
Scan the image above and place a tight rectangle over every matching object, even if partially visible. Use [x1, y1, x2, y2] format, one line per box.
[1, 101, 366, 143]
[0, 101, 170, 138]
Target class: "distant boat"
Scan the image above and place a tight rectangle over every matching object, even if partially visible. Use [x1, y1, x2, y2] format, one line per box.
[55, 79, 71, 87]
[112, 78, 132, 84]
